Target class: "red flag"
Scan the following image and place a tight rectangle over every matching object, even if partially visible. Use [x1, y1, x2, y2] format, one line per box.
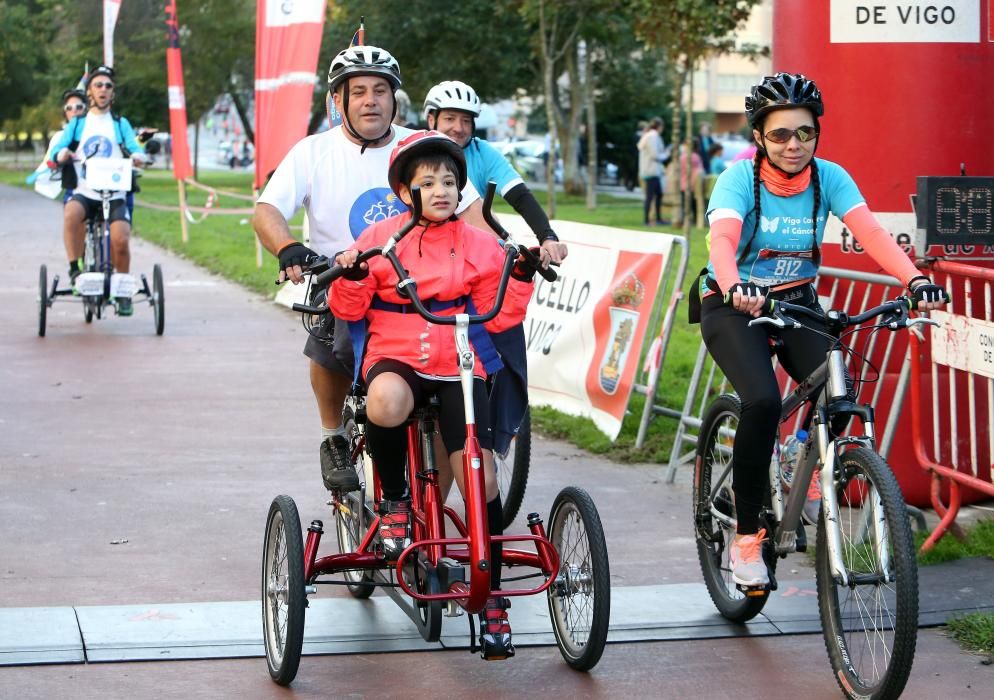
[254, 0, 328, 190]
[165, 0, 193, 180]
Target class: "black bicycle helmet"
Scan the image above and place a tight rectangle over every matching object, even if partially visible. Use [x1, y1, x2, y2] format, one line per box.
[745, 72, 823, 126]
[62, 88, 86, 103]
[327, 45, 401, 93]
[86, 65, 116, 89]
[387, 130, 467, 198]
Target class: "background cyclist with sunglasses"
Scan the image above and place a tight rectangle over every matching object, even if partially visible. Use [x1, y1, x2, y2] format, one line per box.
[27, 88, 88, 201]
[48, 65, 146, 314]
[694, 72, 948, 588]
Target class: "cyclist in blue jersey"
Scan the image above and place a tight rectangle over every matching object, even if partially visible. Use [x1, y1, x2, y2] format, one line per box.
[49, 65, 146, 315]
[423, 79, 568, 467]
[692, 73, 947, 587]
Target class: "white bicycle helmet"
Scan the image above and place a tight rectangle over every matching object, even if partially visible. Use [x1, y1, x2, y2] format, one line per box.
[423, 80, 481, 119]
[327, 45, 402, 93]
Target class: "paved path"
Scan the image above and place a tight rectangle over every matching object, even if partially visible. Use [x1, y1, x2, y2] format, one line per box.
[0, 183, 991, 698]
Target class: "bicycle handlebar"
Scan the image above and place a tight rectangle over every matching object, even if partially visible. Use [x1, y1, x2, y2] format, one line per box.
[292, 186, 524, 326]
[750, 296, 939, 332]
[481, 182, 558, 283]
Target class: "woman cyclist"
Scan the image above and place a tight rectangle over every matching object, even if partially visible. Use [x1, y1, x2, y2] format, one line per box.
[695, 72, 947, 587]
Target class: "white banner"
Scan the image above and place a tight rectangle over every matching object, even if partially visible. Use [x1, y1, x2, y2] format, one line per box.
[930, 310, 994, 379]
[500, 215, 677, 440]
[831, 0, 980, 43]
[103, 0, 122, 67]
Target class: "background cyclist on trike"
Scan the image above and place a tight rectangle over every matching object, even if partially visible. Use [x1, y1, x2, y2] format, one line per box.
[49, 65, 146, 316]
[330, 130, 537, 658]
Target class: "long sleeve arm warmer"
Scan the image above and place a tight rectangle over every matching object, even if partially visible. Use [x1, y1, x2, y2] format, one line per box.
[841, 205, 920, 287]
[708, 216, 745, 294]
[504, 183, 557, 242]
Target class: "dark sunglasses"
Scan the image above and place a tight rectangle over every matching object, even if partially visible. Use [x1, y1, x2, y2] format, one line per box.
[91, 81, 114, 90]
[764, 125, 818, 144]
[64, 103, 85, 113]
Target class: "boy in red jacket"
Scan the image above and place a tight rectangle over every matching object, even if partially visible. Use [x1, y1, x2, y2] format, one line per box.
[330, 131, 534, 659]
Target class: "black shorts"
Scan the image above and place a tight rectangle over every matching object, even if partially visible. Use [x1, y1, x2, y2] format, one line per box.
[70, 194, 131, 225]
[302, 311, 355, 379]
[365, 359, 493, 454]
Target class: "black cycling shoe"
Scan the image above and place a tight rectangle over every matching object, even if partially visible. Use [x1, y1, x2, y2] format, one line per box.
[320, 434, 360, 492]
[478, 597, 514, 660]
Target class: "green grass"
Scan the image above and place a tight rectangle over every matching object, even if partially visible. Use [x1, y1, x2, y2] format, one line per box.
[916, 517, 994, 566]
[3, 163, 706, 462]
[946, 612, 994, 656]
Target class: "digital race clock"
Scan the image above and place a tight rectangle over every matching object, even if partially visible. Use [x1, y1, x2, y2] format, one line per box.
[916, 176, 994, 247]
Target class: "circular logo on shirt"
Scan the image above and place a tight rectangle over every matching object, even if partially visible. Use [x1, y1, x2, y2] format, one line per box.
[348, 188, 408, 239]
[81, 135, 114, 159]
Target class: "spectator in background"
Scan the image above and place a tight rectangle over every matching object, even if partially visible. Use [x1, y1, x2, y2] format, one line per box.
[678, 138, 705, 227]
[392, 89, 417, 128]
[708, 142, 727, 175]
[698, 122, 716, 174]
[637, 116, 670, 226]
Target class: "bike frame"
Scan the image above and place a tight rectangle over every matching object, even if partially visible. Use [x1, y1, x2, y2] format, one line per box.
[708, 298, 936, 586]
[299, 186, 560, 616]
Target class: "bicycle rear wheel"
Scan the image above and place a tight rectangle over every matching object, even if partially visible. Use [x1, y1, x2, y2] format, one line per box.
[334, 489, 375, 599]
[496, 407, 530, 528]
[816, 447, 918, 700]
[693, 394, 770, 622]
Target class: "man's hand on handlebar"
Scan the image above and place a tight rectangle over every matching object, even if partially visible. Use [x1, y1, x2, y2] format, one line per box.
[277, 241, 319, 285]
[540, 238, 568, 267]
[724, 282, 768, 318]
[333, 249, 370, 281]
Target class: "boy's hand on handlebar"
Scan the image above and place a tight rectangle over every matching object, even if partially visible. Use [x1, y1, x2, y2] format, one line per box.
[908, 278, 948, 312]
[512, 246, 542, 282]
[334, 249, 369, 281]
[724, 282, 768, 317]
[277, 241, 318, 284]
[540, 238, 568, 267]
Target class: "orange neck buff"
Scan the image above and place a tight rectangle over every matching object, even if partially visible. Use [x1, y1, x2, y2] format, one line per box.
[759, 157, 811, 197]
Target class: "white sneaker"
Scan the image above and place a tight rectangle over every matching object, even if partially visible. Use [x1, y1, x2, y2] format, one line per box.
[730, 529, 769, 586]
[802, 468, 822, 525]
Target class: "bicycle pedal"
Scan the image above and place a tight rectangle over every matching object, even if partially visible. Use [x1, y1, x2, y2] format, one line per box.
[736, 583, 769, 597]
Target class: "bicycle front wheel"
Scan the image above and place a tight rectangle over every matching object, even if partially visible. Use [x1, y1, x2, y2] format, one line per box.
[816, 447, 918, 700]
[693, 394, 770, 622]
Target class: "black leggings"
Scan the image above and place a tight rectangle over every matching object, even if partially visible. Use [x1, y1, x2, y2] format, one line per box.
[700, 291, 829, 534]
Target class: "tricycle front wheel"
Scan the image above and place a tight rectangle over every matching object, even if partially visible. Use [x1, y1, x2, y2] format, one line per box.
[262, 495, 306, 686]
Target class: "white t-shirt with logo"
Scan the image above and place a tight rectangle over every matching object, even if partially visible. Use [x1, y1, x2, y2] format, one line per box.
[75, 112, 126, 201]
[258, 126, 479, 256]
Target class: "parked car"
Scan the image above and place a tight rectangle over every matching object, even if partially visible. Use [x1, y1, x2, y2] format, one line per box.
[495, 139, 562, 183]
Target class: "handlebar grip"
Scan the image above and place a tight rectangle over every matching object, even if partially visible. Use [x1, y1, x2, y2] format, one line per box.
[291, 302, 329, 315]
[537, 261, 558, 282]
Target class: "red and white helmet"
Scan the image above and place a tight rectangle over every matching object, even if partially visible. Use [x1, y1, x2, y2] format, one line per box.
[423, 80, 481, 119]
[388, 130, 467, 197]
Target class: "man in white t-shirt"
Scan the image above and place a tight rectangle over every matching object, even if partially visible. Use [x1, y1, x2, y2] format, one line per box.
[49, 66, 146, 315]
[254, 46, 487, 493]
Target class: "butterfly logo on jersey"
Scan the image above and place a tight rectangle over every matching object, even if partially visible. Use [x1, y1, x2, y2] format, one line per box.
[760, 216, 780, 233]
[349, 188, 408, 239]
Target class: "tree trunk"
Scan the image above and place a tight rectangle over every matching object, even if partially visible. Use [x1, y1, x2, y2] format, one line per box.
[683, 56, 695, 242]
[539, 0, 556, 218]
[560, 39, 583, 197]
[583, 44, 597, 209]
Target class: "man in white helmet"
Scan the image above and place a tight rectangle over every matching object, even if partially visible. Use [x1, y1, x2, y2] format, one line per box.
[253, 47, 488, 493]
[423, 79, 568, 463]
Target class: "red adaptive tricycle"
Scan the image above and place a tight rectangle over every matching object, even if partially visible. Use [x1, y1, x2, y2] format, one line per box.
[261, 185, 610, 684]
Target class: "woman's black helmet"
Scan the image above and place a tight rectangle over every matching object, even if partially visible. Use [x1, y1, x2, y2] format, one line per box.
[745, 73, 823, 127]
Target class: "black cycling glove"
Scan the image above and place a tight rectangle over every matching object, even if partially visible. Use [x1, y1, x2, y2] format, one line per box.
[723, 282, 768, 305]
[909, 277, 948, 306]
[278, 241, 318, 275]
[512, 247, 542, 282]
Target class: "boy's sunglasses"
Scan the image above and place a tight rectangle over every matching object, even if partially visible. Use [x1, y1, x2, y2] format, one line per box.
[91, 81, 114, 90]
[765, 125, 818, 144]
[64, 104, 86, 113]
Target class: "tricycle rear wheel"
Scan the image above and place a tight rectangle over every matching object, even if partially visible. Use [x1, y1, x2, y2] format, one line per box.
[547, 486, 610, 671]
[262, 495, 306, 686]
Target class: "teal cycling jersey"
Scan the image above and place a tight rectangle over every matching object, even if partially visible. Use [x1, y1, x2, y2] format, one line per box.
[464, 137, 523, 198]
[705, 157, 864, 288]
